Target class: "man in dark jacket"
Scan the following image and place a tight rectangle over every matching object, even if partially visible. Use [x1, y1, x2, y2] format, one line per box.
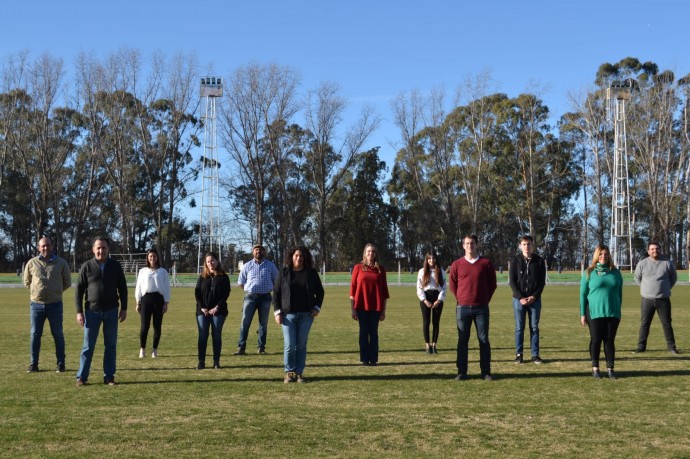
[75, 237, 128, 386]
[508, 235, 546, 364]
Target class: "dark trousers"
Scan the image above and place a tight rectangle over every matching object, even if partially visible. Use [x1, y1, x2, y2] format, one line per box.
[356, 310, 381, 364]
[456, 305, 491, 376]
[637, 297, 676, 351]
[420, 301, 444, 343]
[140, 292, 165, 349]
[586, 309, 620, 369]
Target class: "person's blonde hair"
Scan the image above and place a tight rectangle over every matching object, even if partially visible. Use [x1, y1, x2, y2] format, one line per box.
[586, 245, 616, 277]
[201, 252, 225, 278]
[360, 243, 380, 271]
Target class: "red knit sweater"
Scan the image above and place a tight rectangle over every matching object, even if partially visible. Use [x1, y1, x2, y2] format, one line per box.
[350, 263, 389, 312]
[448, 257, 497, 306]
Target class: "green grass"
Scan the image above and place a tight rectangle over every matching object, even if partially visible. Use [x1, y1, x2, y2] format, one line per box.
[1, 284, 689, 457]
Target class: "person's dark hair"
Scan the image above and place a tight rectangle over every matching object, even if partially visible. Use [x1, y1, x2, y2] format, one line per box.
[93, 236, 110, 247]
[286, 246, 314, 270]
[201, 251, 225, 278]
[520, 235, 533, 243]
[146, 248, 161, 269]
[648, 241, 661, 251]
[422, 252, 444, 287]
[463, 234, 478, 244]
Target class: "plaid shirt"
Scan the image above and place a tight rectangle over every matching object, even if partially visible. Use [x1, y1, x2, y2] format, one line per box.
[238, 258, 278, 294]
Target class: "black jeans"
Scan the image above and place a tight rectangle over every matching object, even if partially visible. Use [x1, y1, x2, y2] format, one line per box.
[637, 297, 676, 351]
[586, 310, 620, 369]
[140, 292, 165, 348]
[420, 299, 444, 343]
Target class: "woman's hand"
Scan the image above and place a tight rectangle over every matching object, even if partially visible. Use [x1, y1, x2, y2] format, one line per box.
[580, 315, 586, 326]
[351, 308, 358, 320]
[380, 310, 386, 321]
[274, 313, 283, 325]
[136, 303, 141, 313]
[201, 308, 209, 316]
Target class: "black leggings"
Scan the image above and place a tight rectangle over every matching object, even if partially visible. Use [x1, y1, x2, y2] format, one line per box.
[586, 310, 620, 369]
[420, 301, 444, 343]
[140, 292, 165, 349]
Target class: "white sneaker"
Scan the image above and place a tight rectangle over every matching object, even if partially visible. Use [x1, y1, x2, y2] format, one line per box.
[139, 348, 145, 359]
[151, 349, 158, 358]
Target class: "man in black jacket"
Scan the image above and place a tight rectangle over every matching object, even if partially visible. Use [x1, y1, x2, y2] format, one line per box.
[508, 235, 546, 364]
[75, 237, 128, 386]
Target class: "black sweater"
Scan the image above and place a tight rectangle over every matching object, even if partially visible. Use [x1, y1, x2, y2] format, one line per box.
[273, 267, 324, 314]
[195, 274, 231, 316]
[75, 258, 128, 313]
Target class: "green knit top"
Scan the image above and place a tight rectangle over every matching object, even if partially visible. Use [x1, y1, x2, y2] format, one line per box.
[579, 266, 623, 320]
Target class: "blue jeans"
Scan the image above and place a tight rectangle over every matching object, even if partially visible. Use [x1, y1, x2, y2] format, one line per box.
[30, 301, 65, 366]
[513, 298, 541, 357]
[237, 293, 271, 349]
[456, 305, 491, 376]
[356, 310, 381, 364]
[77, 308, 119, 383]
[197, 313, 227, 364]
[282, 312, 314, 374]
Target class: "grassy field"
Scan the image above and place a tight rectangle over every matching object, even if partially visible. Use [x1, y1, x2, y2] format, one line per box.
[1, 283, 689, 458]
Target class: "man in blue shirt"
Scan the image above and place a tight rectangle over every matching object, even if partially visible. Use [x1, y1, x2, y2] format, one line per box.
[235, 244, 278, 355]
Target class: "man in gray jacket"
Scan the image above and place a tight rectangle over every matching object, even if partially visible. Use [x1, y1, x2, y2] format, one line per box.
[634, 242, 679, 354]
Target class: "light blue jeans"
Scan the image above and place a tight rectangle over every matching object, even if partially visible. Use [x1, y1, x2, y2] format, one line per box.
[30, 301, 65, 366]
[197, 313, 227, 364]
[237, 293, 272, 350]
[77, 308, 119, 383]
[281, 312, 314, 374]
[513, 298, 541, 357]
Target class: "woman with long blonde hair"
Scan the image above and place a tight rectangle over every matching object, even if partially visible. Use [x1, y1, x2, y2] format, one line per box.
[579, 245, 623, 380]
[350, 243, 389, 365]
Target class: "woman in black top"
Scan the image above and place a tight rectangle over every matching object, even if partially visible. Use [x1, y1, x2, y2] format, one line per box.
[194, 252, 230, 370]
[273, 246, 324, 383]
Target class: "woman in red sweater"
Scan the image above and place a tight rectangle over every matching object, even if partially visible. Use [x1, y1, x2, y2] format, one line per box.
[350, 244, 389, 366]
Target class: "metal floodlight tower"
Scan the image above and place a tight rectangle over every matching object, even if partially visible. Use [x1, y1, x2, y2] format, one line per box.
[197, 77, 223, 274]
[606, 80, 634, 272]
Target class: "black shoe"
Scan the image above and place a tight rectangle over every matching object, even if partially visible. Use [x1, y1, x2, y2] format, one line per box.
[56, 363, 66, 373]
[369, 362, 377, 366]
[104, 377, 116, 386]
[669, 348, 680, 355]
[482, 373, 493, 381]
[432, 345, 438, 354]
[454, 374, 469, 381]
[532, 356, 544, 364]
[634, 347, 646, 354]
[425, 346, 432, 354]
[592, 369, 602, 379]
[257, 348, 266, 355]
[213, 361, 221, 370]
[514, 354, 523, 364]
[26, 364, 39, 373]
[196, 362, 206, 370]
[607, 369, 617, 380]
[233, 347, 246, 355]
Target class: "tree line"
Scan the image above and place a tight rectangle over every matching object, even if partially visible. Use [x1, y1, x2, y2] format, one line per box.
[2, 51, 689, 272]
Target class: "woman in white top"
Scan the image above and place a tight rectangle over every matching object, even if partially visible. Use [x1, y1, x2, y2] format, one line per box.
[416, 252, 447, 354]
[135, 248, 171, 358]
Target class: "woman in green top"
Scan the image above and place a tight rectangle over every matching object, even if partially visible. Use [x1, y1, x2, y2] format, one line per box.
[580, 245, 623, 380]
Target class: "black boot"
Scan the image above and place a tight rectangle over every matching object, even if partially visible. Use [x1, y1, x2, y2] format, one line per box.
[607, 368, 617, 380]
[592, 369, 602, 379]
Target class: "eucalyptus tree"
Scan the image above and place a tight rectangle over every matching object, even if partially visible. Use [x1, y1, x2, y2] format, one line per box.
[302, 81, 380, 269]
[219, 62, 300, 247]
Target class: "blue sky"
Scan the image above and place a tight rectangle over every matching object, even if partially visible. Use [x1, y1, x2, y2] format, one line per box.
[3, 0, 689, 168]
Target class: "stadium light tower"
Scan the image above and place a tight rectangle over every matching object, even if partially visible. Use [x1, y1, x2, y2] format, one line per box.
[606, 79, 634, 272]
[197, 77, 223, 274]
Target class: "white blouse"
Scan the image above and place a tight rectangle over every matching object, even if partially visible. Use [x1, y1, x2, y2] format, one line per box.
[135, 267, 171, 303]
[416, 267, 447, 302]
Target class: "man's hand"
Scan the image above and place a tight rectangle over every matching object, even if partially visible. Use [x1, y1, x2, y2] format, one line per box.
[76, 313, 85, 327]
[119, 309, 127, 323]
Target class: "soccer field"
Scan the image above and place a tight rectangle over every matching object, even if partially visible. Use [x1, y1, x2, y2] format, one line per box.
[1, 284, 688, 457]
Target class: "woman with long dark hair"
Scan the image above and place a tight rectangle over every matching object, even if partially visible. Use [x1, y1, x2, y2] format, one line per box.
[416, 252, 446, 354]
[580, 245, 623, 380]
[194, 252, 230, 370]
[273, 246, 324, 383]
[135, 248, 170, 358]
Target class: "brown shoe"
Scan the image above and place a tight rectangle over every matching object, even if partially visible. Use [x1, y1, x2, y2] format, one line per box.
[284, 371, 296, 383]
[296, 373, 306, 383]
[76, 378, 86, 387]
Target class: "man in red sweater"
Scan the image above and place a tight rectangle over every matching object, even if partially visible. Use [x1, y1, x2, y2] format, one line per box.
[449, 235, 497, 381]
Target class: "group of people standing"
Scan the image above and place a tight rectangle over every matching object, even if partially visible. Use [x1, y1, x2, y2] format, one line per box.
[23, 235, 681, 385]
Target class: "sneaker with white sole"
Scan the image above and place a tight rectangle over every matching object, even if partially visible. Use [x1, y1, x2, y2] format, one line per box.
[151, 349, 158, 358]
[139, 348, 145, 359]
